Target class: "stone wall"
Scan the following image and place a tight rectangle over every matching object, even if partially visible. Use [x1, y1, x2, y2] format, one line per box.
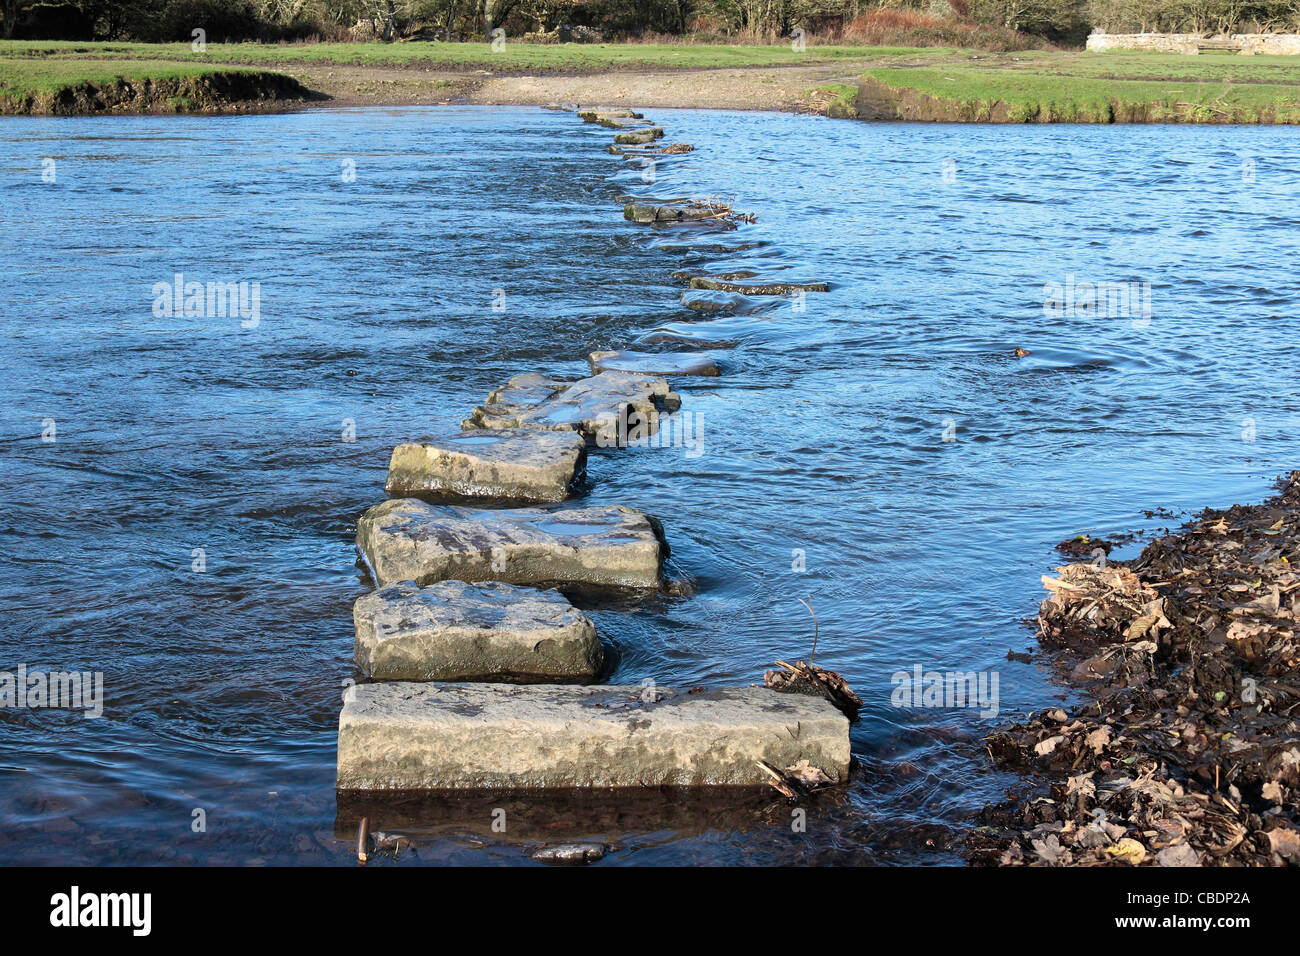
[1086, 32, 1300, 55]
[1086, 32, 1199, 53]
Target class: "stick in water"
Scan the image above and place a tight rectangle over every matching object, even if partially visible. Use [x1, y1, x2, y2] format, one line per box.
[797, 596, 818, 666]
[356, 816, 369, 865]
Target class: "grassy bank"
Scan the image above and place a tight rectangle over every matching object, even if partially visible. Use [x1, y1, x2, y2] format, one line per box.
[0, 57, 314, 114]
[853, 52, 1300, 123]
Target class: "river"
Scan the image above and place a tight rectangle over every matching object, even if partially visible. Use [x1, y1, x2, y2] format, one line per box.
[1, 106, 1298, 864]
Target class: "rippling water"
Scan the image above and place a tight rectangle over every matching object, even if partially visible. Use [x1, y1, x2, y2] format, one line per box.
[2, 107, 1299, 865]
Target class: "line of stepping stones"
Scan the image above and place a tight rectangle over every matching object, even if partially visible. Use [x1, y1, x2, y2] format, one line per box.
[336, 106, 847, 795]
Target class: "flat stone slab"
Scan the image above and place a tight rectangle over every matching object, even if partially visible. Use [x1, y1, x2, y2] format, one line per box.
[624, 203, 718, 224]
[593, 116, 655, 129]
[578, 108, 642, 121]
[588, 350, 720, 377]
[385, 428, 586, 503]
[613, 128, 664, 144]
[357, 499, 666, 590]
[336, 683, 851, 790]
[462, 371, 679, 442]
[354, 580, 602, 681]
[608, 143, 694, 155]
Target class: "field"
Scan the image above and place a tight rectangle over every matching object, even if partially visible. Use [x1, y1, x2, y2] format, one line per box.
[4, 40, 1300, 121]
[856, 51, 1300, 122]
[0, 39, 918, 71]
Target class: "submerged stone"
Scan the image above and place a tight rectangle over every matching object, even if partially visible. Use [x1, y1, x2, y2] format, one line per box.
[384, 428, 586, 503]
[356, 499, 666, 590]
[353, 580, 602, 682]
[462, 371, 680, 442]
[531, 843, 608, 864]
[688, 277, 830, 294]
[609, 143, 694, 156]
[588, 350, 720, 377]
[336, 683, 852, 790]
[680, 289, 770, 313]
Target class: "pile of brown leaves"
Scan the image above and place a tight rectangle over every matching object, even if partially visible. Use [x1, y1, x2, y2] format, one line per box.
[969, 471, 1300, 867]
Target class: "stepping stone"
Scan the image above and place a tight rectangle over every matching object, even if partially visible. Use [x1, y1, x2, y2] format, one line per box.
[357, 499, 666, 590]
[609, 143, 694, 156]
[336, 683, 851, 790]
[624, 203, 718, 224]
[354, 580, 602, 682]
[681, 289, 772, 313]
[592, 116, 654, 129]
[688, 277, 830, 294]
[588, 350, 720, 377]
[385, 428, 586, 503]
[462, 371, 680, 443]
[578, 108, 642, 121]
[614, 128, 664, 145]
[531, 843, 607, 864]
[670, 269, 758, 283]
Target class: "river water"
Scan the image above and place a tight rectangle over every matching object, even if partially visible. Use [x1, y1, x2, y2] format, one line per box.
[2, 106, 1299, 865]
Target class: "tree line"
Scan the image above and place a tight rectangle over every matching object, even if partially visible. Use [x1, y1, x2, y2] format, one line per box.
[4, 0, 1298, 44]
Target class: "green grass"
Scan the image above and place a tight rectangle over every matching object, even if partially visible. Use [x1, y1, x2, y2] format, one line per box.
[0, 39, 923, 71]
[859, 60, 1300, 122]
[0, 56, 256, 101]
[993, 49, 1300, 86]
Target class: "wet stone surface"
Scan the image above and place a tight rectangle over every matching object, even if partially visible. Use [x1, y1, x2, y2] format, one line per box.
[353, 579, 603, 682]
[384, 428, 586, 503]
[356, 498, 667, 590]
[462, 370, 679, 442]
[336, 683, 852, 790]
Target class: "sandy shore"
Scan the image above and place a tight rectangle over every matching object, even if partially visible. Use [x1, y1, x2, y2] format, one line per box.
[268, 61, 873, 112]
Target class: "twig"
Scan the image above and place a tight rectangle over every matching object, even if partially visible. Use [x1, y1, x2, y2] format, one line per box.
[797, 596, 818, 665]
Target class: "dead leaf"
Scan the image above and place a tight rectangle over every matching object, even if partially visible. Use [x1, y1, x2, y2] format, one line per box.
[1086, 726, 1112, 754]
[1031, 834, 1070, 866]
[1067, 772, 1096, 798]
[1266, 827, 1300, 861]
[1105, 838, 1147, 864]
[1156, 843, 1200, 867]
[1035, 735, 1066, 756]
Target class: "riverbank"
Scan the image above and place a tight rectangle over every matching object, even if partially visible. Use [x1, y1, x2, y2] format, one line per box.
[0, 55, 320, 114]
[0, 40, 909, 114]
[5, 41, 1300, 121]
[971, 473, 1300, 866]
